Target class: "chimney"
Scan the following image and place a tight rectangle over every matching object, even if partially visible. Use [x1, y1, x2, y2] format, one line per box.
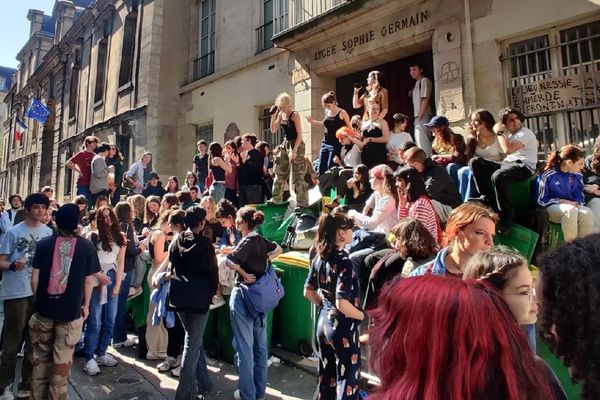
[27, 9, 44, 38]
[56, 0, 76, 43]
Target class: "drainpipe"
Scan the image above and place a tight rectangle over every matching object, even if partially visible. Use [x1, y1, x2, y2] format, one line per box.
[463, 0, 476, 113]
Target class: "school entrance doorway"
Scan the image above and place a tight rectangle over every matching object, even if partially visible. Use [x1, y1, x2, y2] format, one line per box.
[335, 50, 434, 129]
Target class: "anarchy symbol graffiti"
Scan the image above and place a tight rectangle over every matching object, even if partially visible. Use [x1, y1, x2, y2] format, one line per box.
[440, 61, 460, 83]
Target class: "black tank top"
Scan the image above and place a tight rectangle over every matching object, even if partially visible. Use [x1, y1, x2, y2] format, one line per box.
[280, 112, 297, 142]
[323, 110, 345, 144]
[210, 164, 226, 181]
[149, 229, 170, 260]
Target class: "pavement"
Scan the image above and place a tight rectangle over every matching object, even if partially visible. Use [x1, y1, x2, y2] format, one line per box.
[11, 342, 318, 400]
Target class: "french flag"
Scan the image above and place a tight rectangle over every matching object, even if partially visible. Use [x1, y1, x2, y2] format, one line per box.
[15, 118, 27, 142]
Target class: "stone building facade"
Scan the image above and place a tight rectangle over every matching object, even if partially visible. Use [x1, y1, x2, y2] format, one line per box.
[2, 0, 188, 201]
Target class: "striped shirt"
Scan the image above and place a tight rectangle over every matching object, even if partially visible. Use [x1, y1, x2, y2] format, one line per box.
[398, 195, 442, 246]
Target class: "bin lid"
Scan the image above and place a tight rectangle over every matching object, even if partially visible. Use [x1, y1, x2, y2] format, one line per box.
[273, 251, 310, 269]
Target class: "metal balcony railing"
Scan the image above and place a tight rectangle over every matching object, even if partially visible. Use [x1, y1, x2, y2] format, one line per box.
[193, 51, 215, 81]
[274, 0, 349, 35]
[256, 22, 274, 54]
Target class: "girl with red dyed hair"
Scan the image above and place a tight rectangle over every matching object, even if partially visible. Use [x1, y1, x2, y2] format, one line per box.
[410, 201, 497, 277]
[368, 275, 553, 400]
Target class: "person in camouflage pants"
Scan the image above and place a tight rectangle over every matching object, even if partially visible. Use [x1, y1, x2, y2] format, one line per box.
[272, 140, 309, 208]
[28, 203, 102, 400]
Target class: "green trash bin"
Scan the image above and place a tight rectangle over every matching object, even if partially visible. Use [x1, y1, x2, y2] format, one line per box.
[211, 294, 274, 364]
[203, 310, 218, 352]
[547, 221, 564, 249]
[257, 202, 289, 244]
[272, 251, 314, 356]
[494, 223, 539, 263]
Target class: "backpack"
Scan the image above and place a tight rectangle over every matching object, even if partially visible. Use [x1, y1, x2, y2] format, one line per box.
[238, 263, 284, 320]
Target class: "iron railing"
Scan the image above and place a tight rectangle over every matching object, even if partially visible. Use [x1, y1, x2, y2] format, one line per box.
[274, 0, 349, 35]
[256, 22, 274, 54]
[193, 51, 215, 81]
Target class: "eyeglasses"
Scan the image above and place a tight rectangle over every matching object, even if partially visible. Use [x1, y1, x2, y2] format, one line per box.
[505, 287, 537, 303]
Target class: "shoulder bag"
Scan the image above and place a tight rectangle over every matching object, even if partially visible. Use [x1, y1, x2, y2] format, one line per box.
[239, 263, 284, 318]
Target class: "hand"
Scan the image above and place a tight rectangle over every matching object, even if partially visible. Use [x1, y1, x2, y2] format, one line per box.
[11, 259, 26, 271]
[138, 242, 147, 252]
[111, 286, 121, 298]
[305, 116, 313, 124]
[559, 199, 578, 206]
[239, 270, 256, 284]
[493, 122, 507, 135]
[231, 153, 240, 164]
[333, 155, 341, 165]
[96, 273, 111, 286]
[81, 306, 89, 320]
[108, 165, 115, 172]
[431, 154, 441, 162]
[290, 150, 297, 161]
[135, 181, 144, 189]
[363, 137, 371, 145]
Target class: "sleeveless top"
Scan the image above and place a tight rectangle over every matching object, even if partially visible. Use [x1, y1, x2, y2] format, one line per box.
[323, 110, 345, 145]
[149, 229, 170, 261]
[225, 158, 238, 189]
[211, 163, 226, 182]
[361, 123, 387, 169]
[280, 112, 298, 142]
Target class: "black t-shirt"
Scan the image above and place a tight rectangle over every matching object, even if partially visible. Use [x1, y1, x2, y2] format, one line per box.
[228, 232, 277, 281]
[32, 235, 101, 321]
[193, 153, 209, 181]
[238, 149, 263, 185]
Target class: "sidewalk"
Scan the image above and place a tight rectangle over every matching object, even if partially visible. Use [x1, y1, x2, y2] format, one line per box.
[12, 345, 317, 400]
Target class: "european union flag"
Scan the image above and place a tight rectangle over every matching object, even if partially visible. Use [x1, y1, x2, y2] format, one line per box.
[26, 98, 50, 125]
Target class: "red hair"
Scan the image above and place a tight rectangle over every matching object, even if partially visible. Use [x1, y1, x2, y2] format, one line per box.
[368, 276, 551, 400]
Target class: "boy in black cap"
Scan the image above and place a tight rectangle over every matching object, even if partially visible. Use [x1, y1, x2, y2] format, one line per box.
[141, 172, 166, 198]
[0, 193, 52, 399]
[28, 203, 103, 400]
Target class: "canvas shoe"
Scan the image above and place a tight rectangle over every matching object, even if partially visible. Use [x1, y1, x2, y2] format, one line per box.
[113, 338, 137, 348]
[96, 354, 118, 367]
[146, 351, 167, 360]
[171, 366, 181, 377]
[83, 359, 100, 376]
[157, 356, 179, 372]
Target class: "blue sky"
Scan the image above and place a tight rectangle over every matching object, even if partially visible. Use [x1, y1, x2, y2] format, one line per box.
[0, 0, 56, 69]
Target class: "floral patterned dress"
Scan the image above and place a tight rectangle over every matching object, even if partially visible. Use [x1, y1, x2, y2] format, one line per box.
[305, 248, 362, 400]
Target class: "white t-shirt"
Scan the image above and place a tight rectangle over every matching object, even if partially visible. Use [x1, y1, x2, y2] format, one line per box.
[342, 144, 361, 168]
[387, 132, 412, 163]
[412, 77, 433, 118]
[502, 127, 538, 170]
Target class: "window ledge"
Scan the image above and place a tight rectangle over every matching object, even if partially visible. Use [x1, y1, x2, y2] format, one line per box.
[68, 116, 76, 125]
[118, 81, 133, 94]
[94, 99, 104, 109]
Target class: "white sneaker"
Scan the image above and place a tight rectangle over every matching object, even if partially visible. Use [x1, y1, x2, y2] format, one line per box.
[15, 388, 30, 399]
[0, 385, 14, 400]
[83, 359, 100, 376]
[233, 389, 241, 400]
[171, 366, 181, 377]
[113, 338, 137, 348]
[209, 294, 226, 310]
[96, 353, 118, 367]
[157, 356, 179, 372]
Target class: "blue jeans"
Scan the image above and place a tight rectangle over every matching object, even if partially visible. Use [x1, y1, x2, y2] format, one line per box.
[318, 139, 342, 176]
[112, 271, 133, 344]
[84, 269, 119, 360]
[230, 287, 268, 400]
[457, 166, 479, 201]
[175, 311, 212, 400]
[446, 163, 461, 190]
[76, 183, 93, 207]
[209, 182, 226, 203]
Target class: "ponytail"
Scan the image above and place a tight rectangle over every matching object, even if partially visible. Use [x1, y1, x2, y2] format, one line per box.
[543, 150, 561, 172]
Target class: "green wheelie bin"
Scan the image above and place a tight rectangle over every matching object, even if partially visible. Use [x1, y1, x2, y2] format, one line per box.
[272, 251, 314, 356]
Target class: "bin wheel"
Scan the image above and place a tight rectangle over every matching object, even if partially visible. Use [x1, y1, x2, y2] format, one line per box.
[207, 339, 221, 359]
[298, 340, 312, 357]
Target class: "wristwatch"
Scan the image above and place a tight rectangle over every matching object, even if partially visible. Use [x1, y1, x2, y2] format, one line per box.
[496, 130, 506, 136]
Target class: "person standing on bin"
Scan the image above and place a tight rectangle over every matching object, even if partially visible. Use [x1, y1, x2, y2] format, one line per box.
[305, 212, 365, 400]
[225, 207, 282, 400]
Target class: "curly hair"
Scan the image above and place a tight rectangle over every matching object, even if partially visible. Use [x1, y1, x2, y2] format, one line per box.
[589, 138, 600, 174]
[390, 218, 437, 260]
[538, 234, 600, 399]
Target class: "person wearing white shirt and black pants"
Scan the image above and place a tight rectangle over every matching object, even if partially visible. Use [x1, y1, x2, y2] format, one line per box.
[410, 63, 434, 156]
[471, 108, 538, 234]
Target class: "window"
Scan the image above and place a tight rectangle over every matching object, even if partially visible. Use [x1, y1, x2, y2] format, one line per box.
[194, 0, 215, 80]
[119, 11, 137, 87]
[259, 107, 282, 150]
[69, 50, 81, 119]
[94, 20, 111, 104]
[503, 20, 600, 154]
[63, 145, 74, 196]
[257, 0, 274, 53]
[196, 122, 214, 143]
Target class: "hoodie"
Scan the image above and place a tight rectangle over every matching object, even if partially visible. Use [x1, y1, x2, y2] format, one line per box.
[168, 230, 218, 312]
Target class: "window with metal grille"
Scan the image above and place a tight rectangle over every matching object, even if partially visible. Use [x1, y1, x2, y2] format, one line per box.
[560, 21, 600, 69]
[507, 35, 551, 81]
[259, 107, 283, 150]
[256, 0, 274, 53]
[94, 38, 108, 103]
[196, 122, 214, 144]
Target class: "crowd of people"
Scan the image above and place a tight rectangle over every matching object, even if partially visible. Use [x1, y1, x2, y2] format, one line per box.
[0, 64, 599, 400]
